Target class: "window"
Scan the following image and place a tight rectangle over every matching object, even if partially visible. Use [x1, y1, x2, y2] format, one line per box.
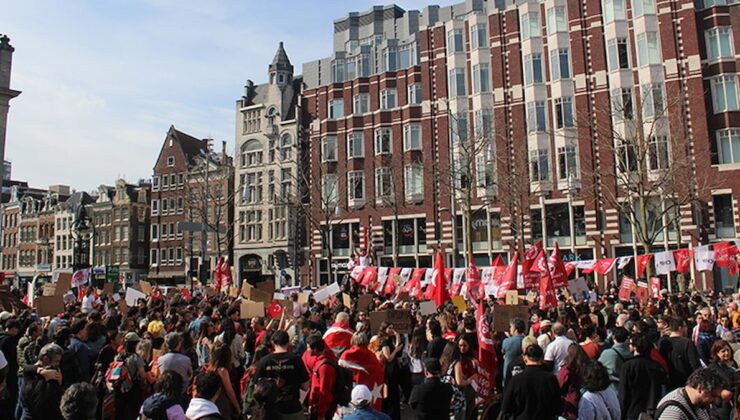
[524, 53, 544, 85]
[706, 28, 734, 60]
[633, 0, 655, 16]
[404, 165, 423, 198]
[353, 93, 369, 114]
[717, 129, 740, 164]
[162, 175, 168, 189]
[557, 146, 579, 180]
[347, 171, 365, 201]
[554, 97, 574, 128]
[161, 198, 168, 214]
[150, 224, 158, 241]
[712, 76, 739, 112]
[166, 156, 175, 167]
[607, 38, 630, 70]
[280, 134, 292, 161]
[642, 83, 664, 117]
[160, 223, 167, 239]
[408, 83, 422, 104]
[473, 63, 491, 93]
[398, 44, 418, 68]
[404, 124, 422, 150]
[447, 29, 464, 53]
[322, 174, 338, 205]
[521, 12, 541, 40]
[471, 24, 488, 49]
[151, 199, 159, 215]
[244, 172, 263, 203]
[616, 139, 637, 172]
[246, 210, 263, 241]
[550, 48, 571, 80]
[527, 101, 547, 132]
[347, 132, 364, 158]
[375, 167, 393, 199]
[381, 88, 397, 109]
[176, 248, 182, 264]
[530, 150, 550, 181]
[321, 137, 338, 162]
[636, 32, 660, 66]
[603, 0, 625, 22]
[150, 249, 158, 266]
[152, 176, 159, 191]
[612, 87, 634, 120]
[474, 109, 494, 138]
[384, 47, 397, 72]
[329, 98, 344, 119]
[449, 68, 467, 96]
[476, 144, 496, 187]
[546, 7, 567, 34]
[332, 59, 345, 82]
[168, 222, 175, 239]
[374, 128, 392, 155]
[648, 135, 670, 170]
[714, 194, 735, 238]
[241, 140, 263, 167]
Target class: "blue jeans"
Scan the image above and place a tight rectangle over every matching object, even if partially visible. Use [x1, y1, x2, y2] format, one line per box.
[15, 375, 24, 420]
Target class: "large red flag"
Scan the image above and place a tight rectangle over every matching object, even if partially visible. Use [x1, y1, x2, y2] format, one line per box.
[384, 268, 402, 296]
[475, 298, 495, 401]
[585, 258, 616, 275]
[496, 252, 519, 299]
[465, 257, 481, 302]
[672, 249, 694, 274]
[339, 346, 385, 410]
[491, 255, 505, 267]
[549, 243, 568, 288]
[432, 253, 450, 307]
[539, 266, 557, 311]
[714, 242, 733, 267]
[618, 276, 635, 302]
[522, 241, 543, 290]
[635, 254, 653, 277]
[403, 269, 425, 299]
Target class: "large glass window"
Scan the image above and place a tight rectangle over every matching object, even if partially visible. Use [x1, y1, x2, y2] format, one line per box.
[449, 68, 467, 96]
[332, 59, 345, 82]
[717, 129, 740, 164]
[404, 124, 422, 150]
[527, 101, 547, 132]
[471, 24, 488, 49]
[550, 48, 571, 80]
[374, 128, 392, 155]
[384, 47, 397, 72]
[347, 132, 364, 158]
[706, 27, 734, 60]
[241, 140, 263, 167]
[546, 7, 567, 34]
[712, 76, 740, 113]
[714, 194, 735, 238]
[636, 32, 661, 66]
[524, 53, 544, 85]
[353, 93, 369, 114]
[521, 12, 541, 40]
[473, 63, 491, 93]
[546, 203, 571, 246]
[347, 171, 365, 201]
[607, 38, 630, 70]
[375, 167, 393, 199]
[476, 144, 496, 187]
[554, 97, 574, 129]
[404, 165, 423, 198]
[408, 83, 422, 104]
[603, 0, 626, 22]
[321, 136, 337, 162]
[642, 83, 664, 118]
[474, 109, 494, 138]
[322, 174, 338, 205]
[648, 135, 670, 170]
[329, 98, 344, 119]
[381, 88, 397, 109]
[557, 145, 579, 180]
[612, 87, 634, 121]
[616, 139, 638, 172]
[448, 29, 464, 53]
[529, 149, 550, 181]
[633, 0, 655, 16]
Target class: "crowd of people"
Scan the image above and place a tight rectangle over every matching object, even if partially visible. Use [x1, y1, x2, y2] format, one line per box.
[0, 277, 737, 420]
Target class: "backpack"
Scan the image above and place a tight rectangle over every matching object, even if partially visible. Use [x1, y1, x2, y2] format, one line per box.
[105, 359, 134, 393]
[316, 359, 353, 407]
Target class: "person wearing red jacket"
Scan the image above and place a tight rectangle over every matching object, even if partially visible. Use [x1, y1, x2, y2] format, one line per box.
[306, 335, 336, 420]
[323, 312, 355, 357]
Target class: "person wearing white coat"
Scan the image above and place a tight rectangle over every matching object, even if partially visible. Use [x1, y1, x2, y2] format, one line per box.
[577, 361, 621, 420]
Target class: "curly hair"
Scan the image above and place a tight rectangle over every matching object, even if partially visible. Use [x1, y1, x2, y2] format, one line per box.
[582, 361, 611, 392]
[60, 382, 97, 420]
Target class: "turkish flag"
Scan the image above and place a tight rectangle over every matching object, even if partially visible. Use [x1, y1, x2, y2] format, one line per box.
[539, 268, 557, 311]
[267, 300, 284, 319]
[403, 269, 425, 299]
[496, 252, 519, 299]
[475, 298, 496, 402]
[672, 249, 694, 274]
[714, 242, 733, 267]
[432, 253, 451, 308]
[585, 258, 617, 275]
[465, 257, 481, 302]
[522, 241, 543, 290]
[549, 243, 568, 289]
[636, 254, 653, 277]
[339, 346, 385, 410]
[618, 276, 635, 302]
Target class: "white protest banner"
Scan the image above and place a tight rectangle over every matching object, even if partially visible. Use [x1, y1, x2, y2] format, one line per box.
[377, 267, 389, 283]
[695, 245, 715, 272]
[125, 287, 147, 307]
[452, 268, 466, 284]
[654, 251, 676, 275]
[400, 268, 413, 282]
[418, 300, 437, 316]
[313, 282, 341, 303]
[567, 277, 589, 301]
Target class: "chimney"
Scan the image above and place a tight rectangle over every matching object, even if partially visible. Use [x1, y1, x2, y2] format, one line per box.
[0, 35, 14, 90]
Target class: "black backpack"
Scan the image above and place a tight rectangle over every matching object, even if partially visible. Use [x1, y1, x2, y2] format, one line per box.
[315, 359, 353, 406]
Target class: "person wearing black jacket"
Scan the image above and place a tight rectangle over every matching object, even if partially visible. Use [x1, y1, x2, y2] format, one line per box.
[499, 344, 562, 420]
[21, 343, 65, 420]
[425, 319, 446, 359]
[618, 334, 667, 420]
[657, 317, 700, 391]
[409, 358, 452, 420]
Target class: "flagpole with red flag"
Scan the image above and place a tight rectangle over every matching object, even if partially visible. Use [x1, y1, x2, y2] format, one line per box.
[432, 252, 450, 307]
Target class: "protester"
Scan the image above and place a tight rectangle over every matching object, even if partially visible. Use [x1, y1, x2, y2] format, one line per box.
[558, 343, 590, 419]
[339, 332, 384, 411]
[408, 358, 452, 420]
[186, 371, 225, 420]
[140, 370, 187, 420]
[343, 384, 390, 420]
[499, 344, 562, 420]
[20, 343, 64, 419]
[323, 312, 354, 358]
[60, 382, 97, 420]
[157, 332, 193, 396]
[501, 318, 526, 380]
[618, 334, 668, 420]
[577, 360, 620, 420]
[253, 330, 309, 420]
[544, 322, 572, 373]
[597, 326, 631, 389]
[115, 332, 153, 420]
[305, 335, 336, 420]
[655, 366, 728, 420]
[206, 344, 241, 419]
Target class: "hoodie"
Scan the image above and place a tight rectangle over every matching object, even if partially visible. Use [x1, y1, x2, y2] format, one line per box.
[185, 397, 223, 420]
[140, 393, 186, 420]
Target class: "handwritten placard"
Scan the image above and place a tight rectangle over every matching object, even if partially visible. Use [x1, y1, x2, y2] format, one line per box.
[492, 305, 530, 332]
[369, 309, 413, 334]
[240, 300, 265, 319]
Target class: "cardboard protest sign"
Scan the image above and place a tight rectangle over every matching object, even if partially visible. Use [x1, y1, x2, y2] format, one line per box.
[36, 295, 65, 318]
[139, 281, 152, 295]
[249, 287, 273, 306]
[342, 293, 352, 309]
[42, 284, 57, 296]
[369, 309, 413, 334]
[313, 282, 341, 303]
[125, 287, 147, 307]
[297, 292, 310, 305]
[278, 300, 294, 317]
[492, 305, 530, 332]
[567, 277, 589, 301]
[255, 280, 275, 295]
[451, 295, 467, 313]
[241, 282, 253, 298]
[228, 287, 239, 298]
[357, 294, 374, 312]
[102, 283, 114, 296]
[505, 290, 519, 305]
[240, 300, 265, 319]
[418, 300, 437, 316]
[55, 273, 72, 296]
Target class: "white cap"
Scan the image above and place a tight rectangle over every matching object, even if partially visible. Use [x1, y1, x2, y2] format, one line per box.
[351, 384, 372, 406]
[0, 311, 11, 322]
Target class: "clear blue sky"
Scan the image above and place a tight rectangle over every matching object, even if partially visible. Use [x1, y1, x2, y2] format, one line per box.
[1, 0, 439, 191]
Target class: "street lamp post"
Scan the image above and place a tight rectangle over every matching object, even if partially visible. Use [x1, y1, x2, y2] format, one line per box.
[71, 204, 94, 274]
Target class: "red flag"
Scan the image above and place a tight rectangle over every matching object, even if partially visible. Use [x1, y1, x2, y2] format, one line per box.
[403, 269, 425, 299]
[649, 277, 661, 299]
[548, 243, 568, 289]
[635, 254, 653, 277]
[564, 262, 577, 277]
[539, 267, 557, 311]
[475, 298, 496, 402]
[444, 268, 454, 289]
[78, 286, 86, 301]
[714, 242, 733, 267]
[491, 255, 505, 267]
[339, 346, 385, 410]
[635, 281, 649, 303]
[360, 267, 378, 286]
[496, 252, 519, 299]
[522, 241, 543, 289]
[267, 300, 284, 319]
[432, 253, 450, 307]
[730, 255, 739, 276]
[672, 249, 694, 274]
[383, 268, 402, 296]
[465, 257, 481, 302]
[586, 258, 616, 275]
[181, 288, 192, 300]
[219, 257, 233, 288]
[618, 276, 635, 302]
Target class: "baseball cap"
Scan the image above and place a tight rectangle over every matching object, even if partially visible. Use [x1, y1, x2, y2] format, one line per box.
[124, 332, 141, 343]
[351, 384, 372, 406]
